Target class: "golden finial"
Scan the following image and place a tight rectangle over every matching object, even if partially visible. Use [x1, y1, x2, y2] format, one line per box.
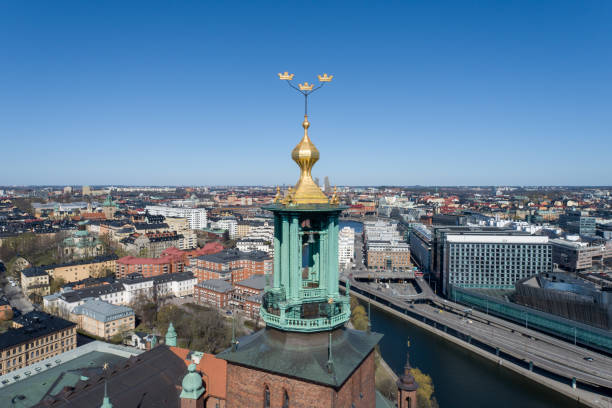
[298, 82, 315, 91]
[278, 72, 294, 80]
[279, 71, 334, 205]
[103, 362, 109, 371]
[273, 186, 282, 203]
[330, 186, 340, 205]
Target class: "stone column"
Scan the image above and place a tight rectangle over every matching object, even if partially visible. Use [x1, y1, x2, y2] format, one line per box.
[281, 214, 289, 294]
[273, 214, 281, 289]
[289, 215, 300, 300]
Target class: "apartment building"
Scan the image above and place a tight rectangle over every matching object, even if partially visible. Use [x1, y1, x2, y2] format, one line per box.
[71, 299, 135, 340]
[190, 249, 272, 283]
[20, 267, 50, 297]
[43, 255, 118, 283]
[0, 311, 76, 375]
[145, 205, 207, 230]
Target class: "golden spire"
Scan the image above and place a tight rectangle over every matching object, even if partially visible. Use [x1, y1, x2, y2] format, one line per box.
[278, 71, 336, 205]
[291, 115, 329, 204]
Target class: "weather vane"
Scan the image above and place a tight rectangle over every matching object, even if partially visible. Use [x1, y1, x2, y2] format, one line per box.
[278, 71, 333, 116]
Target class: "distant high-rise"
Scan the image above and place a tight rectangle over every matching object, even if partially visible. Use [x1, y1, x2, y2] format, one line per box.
[324, 176, 331, 193]
[82, 185, 91, 196]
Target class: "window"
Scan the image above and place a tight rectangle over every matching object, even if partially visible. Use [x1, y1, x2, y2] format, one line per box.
[282, 390, 289, 408]
[264, 385, 270, 408]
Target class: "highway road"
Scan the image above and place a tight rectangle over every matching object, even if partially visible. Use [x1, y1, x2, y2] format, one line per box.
[347, 276, 612, 391]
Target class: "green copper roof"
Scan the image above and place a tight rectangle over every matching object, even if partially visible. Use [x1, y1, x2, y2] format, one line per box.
[179, 363, 205, 400]
[165, 322, 177, 347]
[217, 327, 382, 389]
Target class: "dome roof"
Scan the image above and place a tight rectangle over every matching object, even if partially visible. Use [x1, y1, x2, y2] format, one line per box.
[289, 116, 329, 205]
[180, 364, 205, 400]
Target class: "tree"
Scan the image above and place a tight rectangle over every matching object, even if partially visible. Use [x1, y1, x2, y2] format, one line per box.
[411, 367, 439, 408]
[50, 277, 66, 294]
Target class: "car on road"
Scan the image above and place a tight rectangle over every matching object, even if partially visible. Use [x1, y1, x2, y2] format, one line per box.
[584, 357, 594, 362]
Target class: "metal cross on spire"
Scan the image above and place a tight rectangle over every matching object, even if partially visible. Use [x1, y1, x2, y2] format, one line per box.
[278, 72, 333, 116]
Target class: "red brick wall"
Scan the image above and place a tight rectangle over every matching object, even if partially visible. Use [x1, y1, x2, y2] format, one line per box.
[225, 351, 376, 408]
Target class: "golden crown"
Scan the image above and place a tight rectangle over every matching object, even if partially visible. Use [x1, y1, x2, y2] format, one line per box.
[298, 82, 315, 91]
[318, 73, 333, 82]
[278, 72, 295, 80]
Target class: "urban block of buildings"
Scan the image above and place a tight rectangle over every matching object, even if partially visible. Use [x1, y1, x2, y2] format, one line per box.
[0, 311, 76, 375]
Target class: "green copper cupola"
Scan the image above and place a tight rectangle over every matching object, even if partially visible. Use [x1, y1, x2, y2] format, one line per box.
[260, 115, 350, 332]
[165, 322, 177, 347]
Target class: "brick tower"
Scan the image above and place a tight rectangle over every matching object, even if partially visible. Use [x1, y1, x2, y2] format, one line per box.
[397, 351, 419, 408]
[217, 73, 382, 408]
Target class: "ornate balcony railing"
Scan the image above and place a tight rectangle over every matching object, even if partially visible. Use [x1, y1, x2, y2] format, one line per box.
[260, 308, 350, 332]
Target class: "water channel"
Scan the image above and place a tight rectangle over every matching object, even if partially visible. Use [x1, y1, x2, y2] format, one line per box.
[371, 306, 586, 408]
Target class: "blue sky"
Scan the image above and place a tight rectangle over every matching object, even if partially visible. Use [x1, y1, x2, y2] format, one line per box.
[1, 1, 610, 186]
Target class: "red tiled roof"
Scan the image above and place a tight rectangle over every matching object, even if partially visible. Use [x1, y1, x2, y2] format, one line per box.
[170, 347, 227, 400]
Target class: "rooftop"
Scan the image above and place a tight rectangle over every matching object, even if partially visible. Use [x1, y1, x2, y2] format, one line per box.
[71, 300, 134, 323]
[217, 327, 382, 388]
[196, 279, 233, 293]
[0, 312, 75, 350]
[196, 248, 270, 263]
[21, 267, 49, 278]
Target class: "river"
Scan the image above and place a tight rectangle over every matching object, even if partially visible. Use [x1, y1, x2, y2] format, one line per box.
[370, 306, 585, 408]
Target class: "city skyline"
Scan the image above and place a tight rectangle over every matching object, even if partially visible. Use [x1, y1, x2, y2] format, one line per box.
[1, 1, 611, 186]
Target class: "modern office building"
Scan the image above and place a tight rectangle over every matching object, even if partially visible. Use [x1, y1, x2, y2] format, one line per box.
[551, 238, 612, 271]
[408, 223, 432, 273]
[145, 205, 208, 230]
[559, 209, 596, 236]
[441, 231, 552, 294]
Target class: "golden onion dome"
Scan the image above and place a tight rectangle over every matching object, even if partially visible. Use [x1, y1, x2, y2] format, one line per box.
[290, 115, 329, 204]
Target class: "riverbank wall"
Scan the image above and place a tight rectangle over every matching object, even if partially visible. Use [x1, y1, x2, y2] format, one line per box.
[350, 289, 608, 408]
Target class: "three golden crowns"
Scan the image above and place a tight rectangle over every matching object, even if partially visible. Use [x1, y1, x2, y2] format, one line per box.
[278, 72, 333, 91]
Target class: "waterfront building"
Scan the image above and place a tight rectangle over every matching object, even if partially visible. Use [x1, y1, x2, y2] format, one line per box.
[441, 231, 552, 294]
[409, 223, 432, 273]
[70, 299, 135, 340]
[145, 205, 208, 230]
[550, 238, 612, 271]
[338, 226, 355, 269]
[366, 240, 411, 271]
[20, 267, 50, 297]
[0, 311, 76, 375]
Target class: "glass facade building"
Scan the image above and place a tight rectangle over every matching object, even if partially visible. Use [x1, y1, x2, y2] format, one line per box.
[443, 234, 552, 294]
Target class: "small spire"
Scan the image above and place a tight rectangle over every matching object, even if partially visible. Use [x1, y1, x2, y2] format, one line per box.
[367, 298, 372, 333]
[326, 331, 334, 373]
[100, 362, 113, 408]
[231, 314, 239, 352]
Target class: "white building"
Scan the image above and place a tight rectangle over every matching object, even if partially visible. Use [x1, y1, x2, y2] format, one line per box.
[338, 227, 355, 269]
[363, 220, 403, 242]
[214, 217, 238, 239]
[145, 205, 208, 230]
